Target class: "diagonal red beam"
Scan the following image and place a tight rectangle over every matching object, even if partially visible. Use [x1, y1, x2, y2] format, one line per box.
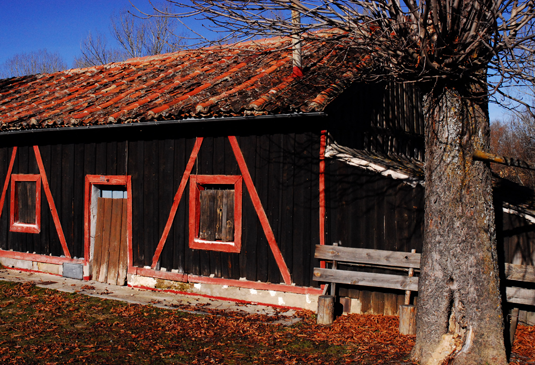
[0, 147, 17, 221]
[151, 137, 204, 268]
[228, 136, 292, 285]
[33, 146, 71, 258]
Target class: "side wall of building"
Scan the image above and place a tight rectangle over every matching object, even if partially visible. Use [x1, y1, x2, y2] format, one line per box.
[0, 120, 322, 287]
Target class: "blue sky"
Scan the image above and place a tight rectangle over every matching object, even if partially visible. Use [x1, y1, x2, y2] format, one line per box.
[0, 0, 199, 67]
[0, 0, 511, 121]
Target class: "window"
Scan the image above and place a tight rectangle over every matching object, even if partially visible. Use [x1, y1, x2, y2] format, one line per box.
[189, 175, 242, 253]
[10, 174, 41, 233]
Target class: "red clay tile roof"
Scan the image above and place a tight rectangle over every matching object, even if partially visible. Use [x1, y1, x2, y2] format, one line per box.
[0, 36, 363, 132]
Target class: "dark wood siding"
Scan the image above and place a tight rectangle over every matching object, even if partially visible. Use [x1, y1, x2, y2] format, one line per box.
[0, 121, 321, 287]
[326, 81, 425, 161]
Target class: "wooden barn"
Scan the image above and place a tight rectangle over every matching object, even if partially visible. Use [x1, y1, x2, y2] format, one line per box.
[0, 36, 533, 315]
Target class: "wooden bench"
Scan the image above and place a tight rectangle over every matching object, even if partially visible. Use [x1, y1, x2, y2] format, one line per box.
[313, 244, 535, 340]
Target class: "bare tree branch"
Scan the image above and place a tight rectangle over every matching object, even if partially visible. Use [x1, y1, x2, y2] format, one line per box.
[0, 49, 67, 78]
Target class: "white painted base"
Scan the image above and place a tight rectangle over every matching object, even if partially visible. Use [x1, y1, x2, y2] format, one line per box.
[128, 274, 319, 310]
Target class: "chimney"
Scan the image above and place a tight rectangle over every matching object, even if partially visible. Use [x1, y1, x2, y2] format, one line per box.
[291, 3, 303, 77]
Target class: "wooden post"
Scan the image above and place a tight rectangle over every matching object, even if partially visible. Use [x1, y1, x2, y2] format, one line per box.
[509, 307, 520, 347]
[399, 304, 417, 335]
[404, 249, 417, 305]
[400, 249, 417, 335]
[317, 295, 335, 325]
[330, 241, 339, 296]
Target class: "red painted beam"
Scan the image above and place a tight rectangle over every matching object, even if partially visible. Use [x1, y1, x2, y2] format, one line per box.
[151, 137, 204, 269]
[0, 249, 82, 265]
[227, 136, 292, 285]
[4, 266, 63, 277]
[319, 130, 327, 269]
[128, 284, 305, 311]
[133, 266, 188, 282]
[188, 275, 323, 295]
[33, 146, 71, 258]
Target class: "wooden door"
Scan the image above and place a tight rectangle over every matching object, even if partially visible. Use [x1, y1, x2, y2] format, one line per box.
[92, 197, 128, 285]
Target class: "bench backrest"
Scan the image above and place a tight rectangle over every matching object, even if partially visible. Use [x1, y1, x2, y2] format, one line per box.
[313, 245, 535, 306]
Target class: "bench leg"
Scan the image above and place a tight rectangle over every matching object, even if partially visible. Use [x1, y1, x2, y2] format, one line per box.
[317, 295, 335, 325]
[509, 307, 520, 347]
[399, 304, 417, 335]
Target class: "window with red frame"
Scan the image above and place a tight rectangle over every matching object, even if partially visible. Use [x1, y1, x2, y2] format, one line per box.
[10, 174, 41, 234]
[189, 175, 242, 253]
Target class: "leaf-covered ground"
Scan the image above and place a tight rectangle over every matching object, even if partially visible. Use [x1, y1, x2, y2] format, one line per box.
[0, 281, 533, 364]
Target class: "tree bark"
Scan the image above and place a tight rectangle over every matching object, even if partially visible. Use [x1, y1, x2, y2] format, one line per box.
[411, 81, 507, 365]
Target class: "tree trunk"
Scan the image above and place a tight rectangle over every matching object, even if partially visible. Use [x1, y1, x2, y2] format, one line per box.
[411, 82, 507, 365]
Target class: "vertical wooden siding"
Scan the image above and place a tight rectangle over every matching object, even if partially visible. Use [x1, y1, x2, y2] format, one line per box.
[0, 126, 320, 287]
[326, 81, 425, 161]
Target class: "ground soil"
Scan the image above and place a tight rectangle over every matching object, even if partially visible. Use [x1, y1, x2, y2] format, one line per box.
[0, 281, 533, 364]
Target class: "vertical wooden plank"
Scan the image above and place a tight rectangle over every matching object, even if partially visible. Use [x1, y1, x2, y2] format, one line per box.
[199, 190, 215, 240]
[97, 198, 113, 283]
[221, 190, 234, 242]
[158, 138, 175, 271]
[143, 139, 158, 268]
[359, 290, 373, 314]
[117, 199, 128, 285]
[106, 198, 123, 285]
[92, 198, 106, 281]
[0, 147, 10, 250]
[40, 144, 66, 257]
[395, 184, 411, 252]
[291, 133, 312, 286]
[279, 134, 294, 280]
[240, 135, 259, 282]
[106, 140, 117, 175]
[215, 190, 223, 241]
[72, 143, 85, 259]
[383, 292, 399, 315]
[39, 145, 51, 255]
[199, 136, 213, 277]
[267, 134, 284, 284]
[129, 139, 144, 266]
[256, 134, 270, 283]
[61, 143, 75, 258]
[95, 141, 107, 175]
[371, 291, 385, 315]
[384, 182, 398, 253]
[116, 140, 127, 175]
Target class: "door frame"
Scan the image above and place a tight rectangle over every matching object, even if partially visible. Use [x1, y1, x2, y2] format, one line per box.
[84, 175, 132, 277]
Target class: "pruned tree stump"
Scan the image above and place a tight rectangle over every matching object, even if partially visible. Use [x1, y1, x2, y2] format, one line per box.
[399, 304, 417, 335]
[317, 295, 334, 325]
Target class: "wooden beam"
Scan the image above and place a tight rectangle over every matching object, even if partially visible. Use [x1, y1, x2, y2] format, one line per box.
[314, 245, 421, 269]
[151, 137, 203, 269]
[506, 287, 535, 306]
[313, 267, 419, 291]
[228, 136, 292, 285]
[33, 146, 71, 258]
[505, 263, 535, 283]
[474, 150, 535, 171]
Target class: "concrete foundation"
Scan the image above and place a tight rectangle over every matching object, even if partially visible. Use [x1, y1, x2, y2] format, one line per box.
[0, 257, 33, 270]
[128, 274, 319, 310]
[0, 256, 318, 310]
